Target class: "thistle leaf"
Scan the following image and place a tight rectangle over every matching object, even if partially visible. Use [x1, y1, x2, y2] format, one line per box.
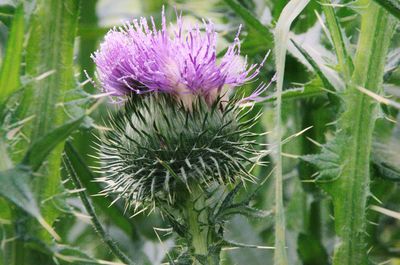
[0, 4, 15, 27]
[301, 136, 343, 183]
[257, 77, 327, 104]
[291, 39, 336, 93]
[384, 48, 400, 80]
[297, 233, 329, 265]
[372, 137, 400, 182]
[223, 0, 272, 42]
[372, 0, 400, 20]
[218, 204, 272, 220]
[63, 150, 135, 265]
[216, 182, 243, 215]
[0, 166, 60, 240]
[320, 0, 353, 80]
[21, 236, 109, 265]
[22, 116, 85, 171]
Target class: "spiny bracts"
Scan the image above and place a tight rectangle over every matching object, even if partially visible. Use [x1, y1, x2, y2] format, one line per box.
[96, 94, 262, 211]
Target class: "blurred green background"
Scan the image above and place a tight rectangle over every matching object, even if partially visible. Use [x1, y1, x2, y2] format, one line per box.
[0, 0, 399, 264]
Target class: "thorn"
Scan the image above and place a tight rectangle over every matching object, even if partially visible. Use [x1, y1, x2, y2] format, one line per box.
[281, 152, 300, 159]
[356, 85, 400, 110]
[306, 136, 323, 147]
[35, 69, 56, 81]
[370, 205, 400, 220]
[370, 193, 383, 205]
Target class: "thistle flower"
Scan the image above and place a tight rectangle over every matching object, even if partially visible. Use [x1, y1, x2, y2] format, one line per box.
[93, 8, 267, 207]
[93, 8, 268, 263]
[92, 8, 266, 105]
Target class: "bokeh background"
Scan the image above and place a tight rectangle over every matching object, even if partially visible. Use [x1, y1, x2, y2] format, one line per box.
[0, 0, 399, 264]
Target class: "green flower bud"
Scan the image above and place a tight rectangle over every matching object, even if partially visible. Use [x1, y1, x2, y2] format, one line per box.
[97, 94, 261, 211]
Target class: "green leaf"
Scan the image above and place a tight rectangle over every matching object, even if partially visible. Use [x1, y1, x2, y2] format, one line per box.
[0, 166, 60, 240]
[223, 0, 272, 42]
[0, 4, 24, 105]
[64, 141, 134, 235]
[292, 1, 321, 33]
[218, 204, 272, 219]
[215, 182, 243, 217]
[77, 0, 100, 91]
[256, 78, 327, 105]
[77, 25, 108, 39]
[301, 137, 342, 182]
[384, 48, 400, 80]
[297, 233, 329, 265]
[225, 216, 269, 265]
[320, 0, 353, 80]
[291, 39, 336, 92]
[0, 4, 15, 27]
[22, 116, 85, 172]
[372, 0, 400, 20]
[22, 236, 110, 265]
[372, 138, 400, 182]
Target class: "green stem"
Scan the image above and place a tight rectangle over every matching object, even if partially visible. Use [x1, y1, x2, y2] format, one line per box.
[1, 140, 21, 265]
[10, 238, 24, 265]
[63, 154, 135, 265]
[10, 210, 25, 265]
[273, 1, 310, 264]
[187, 199, 208, 256]
[328, 2, 395, 265]
[186, 186, 219, 265]
[19, 0, 81, 242]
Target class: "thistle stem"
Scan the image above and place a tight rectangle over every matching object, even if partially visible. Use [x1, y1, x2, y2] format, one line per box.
[328, 2, 395, 264]
[186, 186, 219, 265]
[1, 141, 23, 265]
[187, 199, 208, 256]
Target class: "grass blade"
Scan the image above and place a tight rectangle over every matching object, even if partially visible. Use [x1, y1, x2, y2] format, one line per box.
[0, 4, 24, 104]
[273, 1, 310, 264]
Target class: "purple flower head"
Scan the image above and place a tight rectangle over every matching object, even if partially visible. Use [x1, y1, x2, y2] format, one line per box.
[92, 7, 266, 104]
